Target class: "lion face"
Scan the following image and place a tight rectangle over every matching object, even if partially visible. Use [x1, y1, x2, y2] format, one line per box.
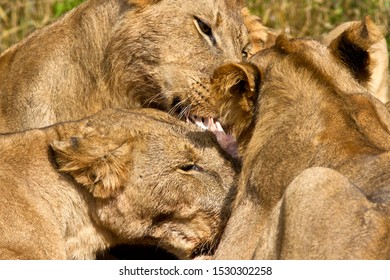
[112, 129, 236, 258]
[105, 0, 250, 121]
[51, 109, 237, 259]
[0, 0, 268, 133]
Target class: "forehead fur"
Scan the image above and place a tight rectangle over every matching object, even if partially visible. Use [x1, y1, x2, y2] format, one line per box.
[264, 35, 362, 95]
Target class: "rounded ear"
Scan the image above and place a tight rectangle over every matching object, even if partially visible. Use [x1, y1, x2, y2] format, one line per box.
[211, 62, 260, 106]
[328, 16, 385, 87]
[210, 62, 260, 140]
[51, 137, 133, 199]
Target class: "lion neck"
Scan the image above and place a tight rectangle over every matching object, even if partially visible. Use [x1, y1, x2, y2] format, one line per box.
[242, 69, 382, 212]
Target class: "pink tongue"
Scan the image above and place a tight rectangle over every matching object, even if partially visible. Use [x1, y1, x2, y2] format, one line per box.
[189, 116, 239, 160]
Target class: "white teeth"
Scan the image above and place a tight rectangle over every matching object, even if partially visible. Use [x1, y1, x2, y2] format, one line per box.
[189, 115, 225, 133]
[214, 121, 224, 132]
[190, 115, 208, 130]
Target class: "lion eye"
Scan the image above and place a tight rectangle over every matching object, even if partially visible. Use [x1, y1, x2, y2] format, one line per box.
[196, 17, 212, 36]
[242, 50, 248, 60]
[242, 44, 250, 60]
[180, 164, 203, 172]
[194, 17, 216, 46]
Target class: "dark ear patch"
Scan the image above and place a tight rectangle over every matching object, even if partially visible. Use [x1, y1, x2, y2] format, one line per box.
[329, 16, 384, 85]
[331, 29, 370, 83]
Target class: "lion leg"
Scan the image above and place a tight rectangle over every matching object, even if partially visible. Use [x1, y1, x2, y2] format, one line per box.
[257, 167, 390, 259]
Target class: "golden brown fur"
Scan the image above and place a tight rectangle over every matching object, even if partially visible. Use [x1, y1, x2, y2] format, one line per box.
[241, 8, 279, 57]
[322, 20, 389, 103]
[0, 108, 237, 259]
[210, 17, 390, 259]
[0, 0, 253, 133]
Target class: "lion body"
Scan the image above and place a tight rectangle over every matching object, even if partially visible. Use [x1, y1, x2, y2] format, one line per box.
[210, 17, 390, 259]
[0, 108, 237, 259]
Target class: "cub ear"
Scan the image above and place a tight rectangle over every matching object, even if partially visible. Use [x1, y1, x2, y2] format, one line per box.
[328, 16, 385, 87]
[51, 137, 133, 199]
[210, 62, 260, 139]
[211, 62, 260, 107]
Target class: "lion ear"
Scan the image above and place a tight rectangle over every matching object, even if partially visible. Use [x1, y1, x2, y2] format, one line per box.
[328, 16, 385, 87]
[326, 17, 390, 150]
[211, 62, 260, 140]
[211, 62, 260, 105]
[51, 137, 133, 199]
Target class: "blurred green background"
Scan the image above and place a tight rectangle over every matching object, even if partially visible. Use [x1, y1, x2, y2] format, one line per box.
[0, 0, 389, 52]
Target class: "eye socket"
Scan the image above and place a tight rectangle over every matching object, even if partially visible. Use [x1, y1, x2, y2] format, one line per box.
[179, 164, 203, 172]
[242, 50, 248, 60]
[194, 16, 216, 46]
[195, 17, 212, 36]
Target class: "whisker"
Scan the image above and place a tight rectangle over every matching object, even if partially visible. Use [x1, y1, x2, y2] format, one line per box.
[178, 104, 192, 119]
[168, 95, 190, 116]
[155, 231, 167, 252]
[142, 92, 166, 107]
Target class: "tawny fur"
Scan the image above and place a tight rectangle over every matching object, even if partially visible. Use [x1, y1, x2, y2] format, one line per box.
[0, 0, 257, 133]
[0, 108, 237, 259]
[210, 17, 390, 259]
[241, 7, 279, 57]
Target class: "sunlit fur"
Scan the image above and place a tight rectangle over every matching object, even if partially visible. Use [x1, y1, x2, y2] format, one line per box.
[0, 0, 253, 133]
[211, 17, 390, 259]
[0, 109, 237, 259]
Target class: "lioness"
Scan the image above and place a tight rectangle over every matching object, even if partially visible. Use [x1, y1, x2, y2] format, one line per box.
[0, 108, 237, 259]
[210, 17, 390, 259]
[0, 0, 257, 133]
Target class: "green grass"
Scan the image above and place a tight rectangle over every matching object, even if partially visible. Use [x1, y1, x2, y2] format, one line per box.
[0, 0, 83, 52]
[0, 0, 389, 52]
[53, 0, 84, 17]
[246, 0, 390, 49]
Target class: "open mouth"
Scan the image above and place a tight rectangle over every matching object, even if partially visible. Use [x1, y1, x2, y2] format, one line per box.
[187, 115, 239, 160]
[170, 97, 239, 160]
[187, 115, 224, 133]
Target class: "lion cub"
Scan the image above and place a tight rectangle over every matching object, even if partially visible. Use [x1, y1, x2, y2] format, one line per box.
[210, 17, 390, 259]
[0, 109, 237, 260]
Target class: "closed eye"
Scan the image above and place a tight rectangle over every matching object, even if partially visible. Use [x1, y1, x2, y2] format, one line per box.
[242, 43, 250, 60]
[179, 164, 204, 172]
[193, 16, 216, 46]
